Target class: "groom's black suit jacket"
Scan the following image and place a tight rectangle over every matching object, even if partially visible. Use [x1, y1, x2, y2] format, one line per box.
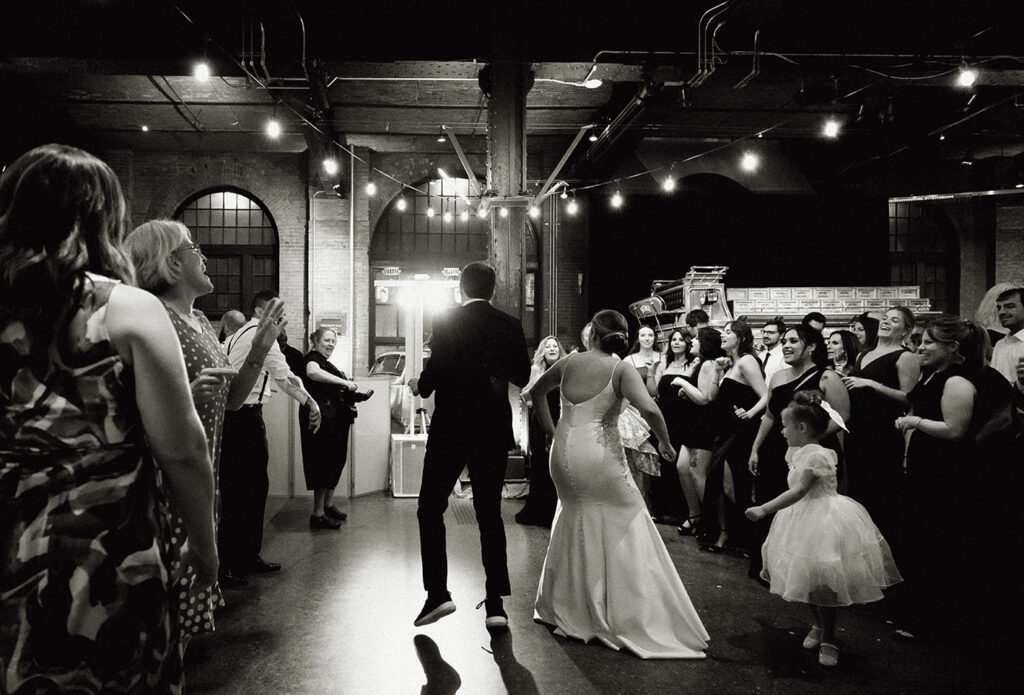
[417, 299, 531, 449]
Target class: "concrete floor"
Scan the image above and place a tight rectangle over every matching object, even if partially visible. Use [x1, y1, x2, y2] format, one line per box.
[184, 494, 1018, 694]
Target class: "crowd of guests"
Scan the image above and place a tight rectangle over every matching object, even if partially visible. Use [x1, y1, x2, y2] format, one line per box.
[0, 144, 367, 691]
[571, 303, 1021, 644]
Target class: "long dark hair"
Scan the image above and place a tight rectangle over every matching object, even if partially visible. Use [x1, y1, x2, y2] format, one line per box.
[829, 329, 861, 369]
[725, 320, 758, 360]
[660, 328, 691, 371]
[696, 327, 724, 362]
[852, 312, 879, 352]
[787, 324, 828, 369]
[0, 144, 133, 366]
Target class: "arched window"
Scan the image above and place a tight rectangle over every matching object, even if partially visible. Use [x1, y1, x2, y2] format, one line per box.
[175, 188, 278, 318]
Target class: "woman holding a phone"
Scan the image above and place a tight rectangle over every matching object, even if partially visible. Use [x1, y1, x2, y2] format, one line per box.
[124, 219, 285, 640]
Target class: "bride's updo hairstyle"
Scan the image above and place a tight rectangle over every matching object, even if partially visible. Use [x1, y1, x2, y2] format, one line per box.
[784, 390, 830, 435]
[589, 309, 630, 357]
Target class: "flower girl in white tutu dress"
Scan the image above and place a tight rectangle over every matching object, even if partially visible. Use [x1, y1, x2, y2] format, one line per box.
[745, 390, 901, 667]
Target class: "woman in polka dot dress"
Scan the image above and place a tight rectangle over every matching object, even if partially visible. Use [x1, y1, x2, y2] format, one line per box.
[124, 220, 286, 646]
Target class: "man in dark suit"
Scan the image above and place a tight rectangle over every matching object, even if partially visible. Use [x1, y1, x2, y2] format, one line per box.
[408, 261, 531, 629]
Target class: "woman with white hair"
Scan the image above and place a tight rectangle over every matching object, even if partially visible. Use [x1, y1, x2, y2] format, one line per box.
[124, 219, 285, 642]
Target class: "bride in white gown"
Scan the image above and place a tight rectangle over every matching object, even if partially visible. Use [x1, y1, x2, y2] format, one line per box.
[529, 310, 710, 659]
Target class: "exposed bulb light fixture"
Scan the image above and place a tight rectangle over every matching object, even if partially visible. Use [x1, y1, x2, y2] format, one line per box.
[426, 206, 436, 217]
[365, 181, 377, 196]
[396, 197, 407, 211]
[939, 134, 946, 141]
[956, 66, 978, 88]
[588, 132, 599, 142]
[610, 191, 624, 209]
[560, 189, 569, 200]
[265, 119, 282, 139]
[477, 207, 488, 219]
[443, 211, 453, 223]
[566, 199, 579, 216]
[822, 118, 840, 138]
[193, 61, 211, 82]
[499, 207, 509, 218]
[459, 210, 469, 221]
[662, 177, 676, 192]
[323, 158, 339, 175]
[437, 126, 447, 143]
[528, 206, 540, 218]
[740, 151, 760, 172]
[584, 78, 603, 89]
[140, 125, 149, 132]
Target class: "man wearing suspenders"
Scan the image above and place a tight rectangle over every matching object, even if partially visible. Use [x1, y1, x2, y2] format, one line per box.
[219, 290, 321, 586]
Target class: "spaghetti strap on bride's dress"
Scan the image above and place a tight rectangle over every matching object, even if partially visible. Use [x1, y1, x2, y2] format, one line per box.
[534, 361, 709, 659]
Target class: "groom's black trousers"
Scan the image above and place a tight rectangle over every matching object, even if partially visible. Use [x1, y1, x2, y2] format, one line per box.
[417, 434, 511, 599]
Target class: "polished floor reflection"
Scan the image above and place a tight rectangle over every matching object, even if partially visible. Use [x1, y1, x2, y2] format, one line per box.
[185, 494, 1013, 694]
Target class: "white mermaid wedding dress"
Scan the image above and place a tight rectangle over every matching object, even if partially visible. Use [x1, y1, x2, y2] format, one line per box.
[533, 363, 709, 659]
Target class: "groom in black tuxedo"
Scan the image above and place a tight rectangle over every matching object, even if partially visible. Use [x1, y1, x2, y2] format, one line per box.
[409, 261, 531, 629]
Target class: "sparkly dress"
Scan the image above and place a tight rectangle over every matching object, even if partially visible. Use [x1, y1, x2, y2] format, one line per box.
[161, 303, 229, 640]
[1, 274, 182, 693]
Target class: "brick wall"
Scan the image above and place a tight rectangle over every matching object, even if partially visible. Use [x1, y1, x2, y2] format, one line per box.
[995, 201, 1024, 285]
[104, 148, 309, 350]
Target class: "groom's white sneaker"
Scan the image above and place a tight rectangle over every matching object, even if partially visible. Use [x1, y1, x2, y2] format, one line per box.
[477, 597, 508, 629]
[414, 592, 456, 627]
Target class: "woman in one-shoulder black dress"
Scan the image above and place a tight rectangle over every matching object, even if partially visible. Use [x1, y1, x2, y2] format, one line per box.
[747, 325, 850, 577]
[842, 307, 921, 538]
[697, 321, 769, 553]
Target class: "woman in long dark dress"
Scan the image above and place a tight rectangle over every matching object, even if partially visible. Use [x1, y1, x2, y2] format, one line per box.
[747, 325, 850, 577]
[1, 144, 216, 693]
[698, 320, 769, 553]
[518, 335, 567, 527]
[645, 328, 696, 524]
[842, 306, 921, 538]
[301, 327, 362, 529]
[894, 316, 983, 640]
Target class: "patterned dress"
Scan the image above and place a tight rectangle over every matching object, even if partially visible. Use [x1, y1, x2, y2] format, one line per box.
[161, 303, 228, 640]
[1, 274, 182, 693]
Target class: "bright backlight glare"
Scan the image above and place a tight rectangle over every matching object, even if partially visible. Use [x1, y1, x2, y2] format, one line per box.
[443, 211, 452, 222]
[528, 206, 540, 218]
[459, 210, 469, 221]
[740, 151, 759, 172]
[662, 177, 676, 192]
[477, 207, 488, 219]
[956, 67, 977, 87]
[823, 118, 840, 138]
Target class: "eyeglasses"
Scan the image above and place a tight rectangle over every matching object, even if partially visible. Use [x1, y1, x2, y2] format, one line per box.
[174, 242, 204, 257]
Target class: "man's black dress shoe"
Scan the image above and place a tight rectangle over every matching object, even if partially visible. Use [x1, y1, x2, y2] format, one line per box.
[247, 557, 282, 573]
[219, 568, 248, 587]
[324, 505, 348, 521]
